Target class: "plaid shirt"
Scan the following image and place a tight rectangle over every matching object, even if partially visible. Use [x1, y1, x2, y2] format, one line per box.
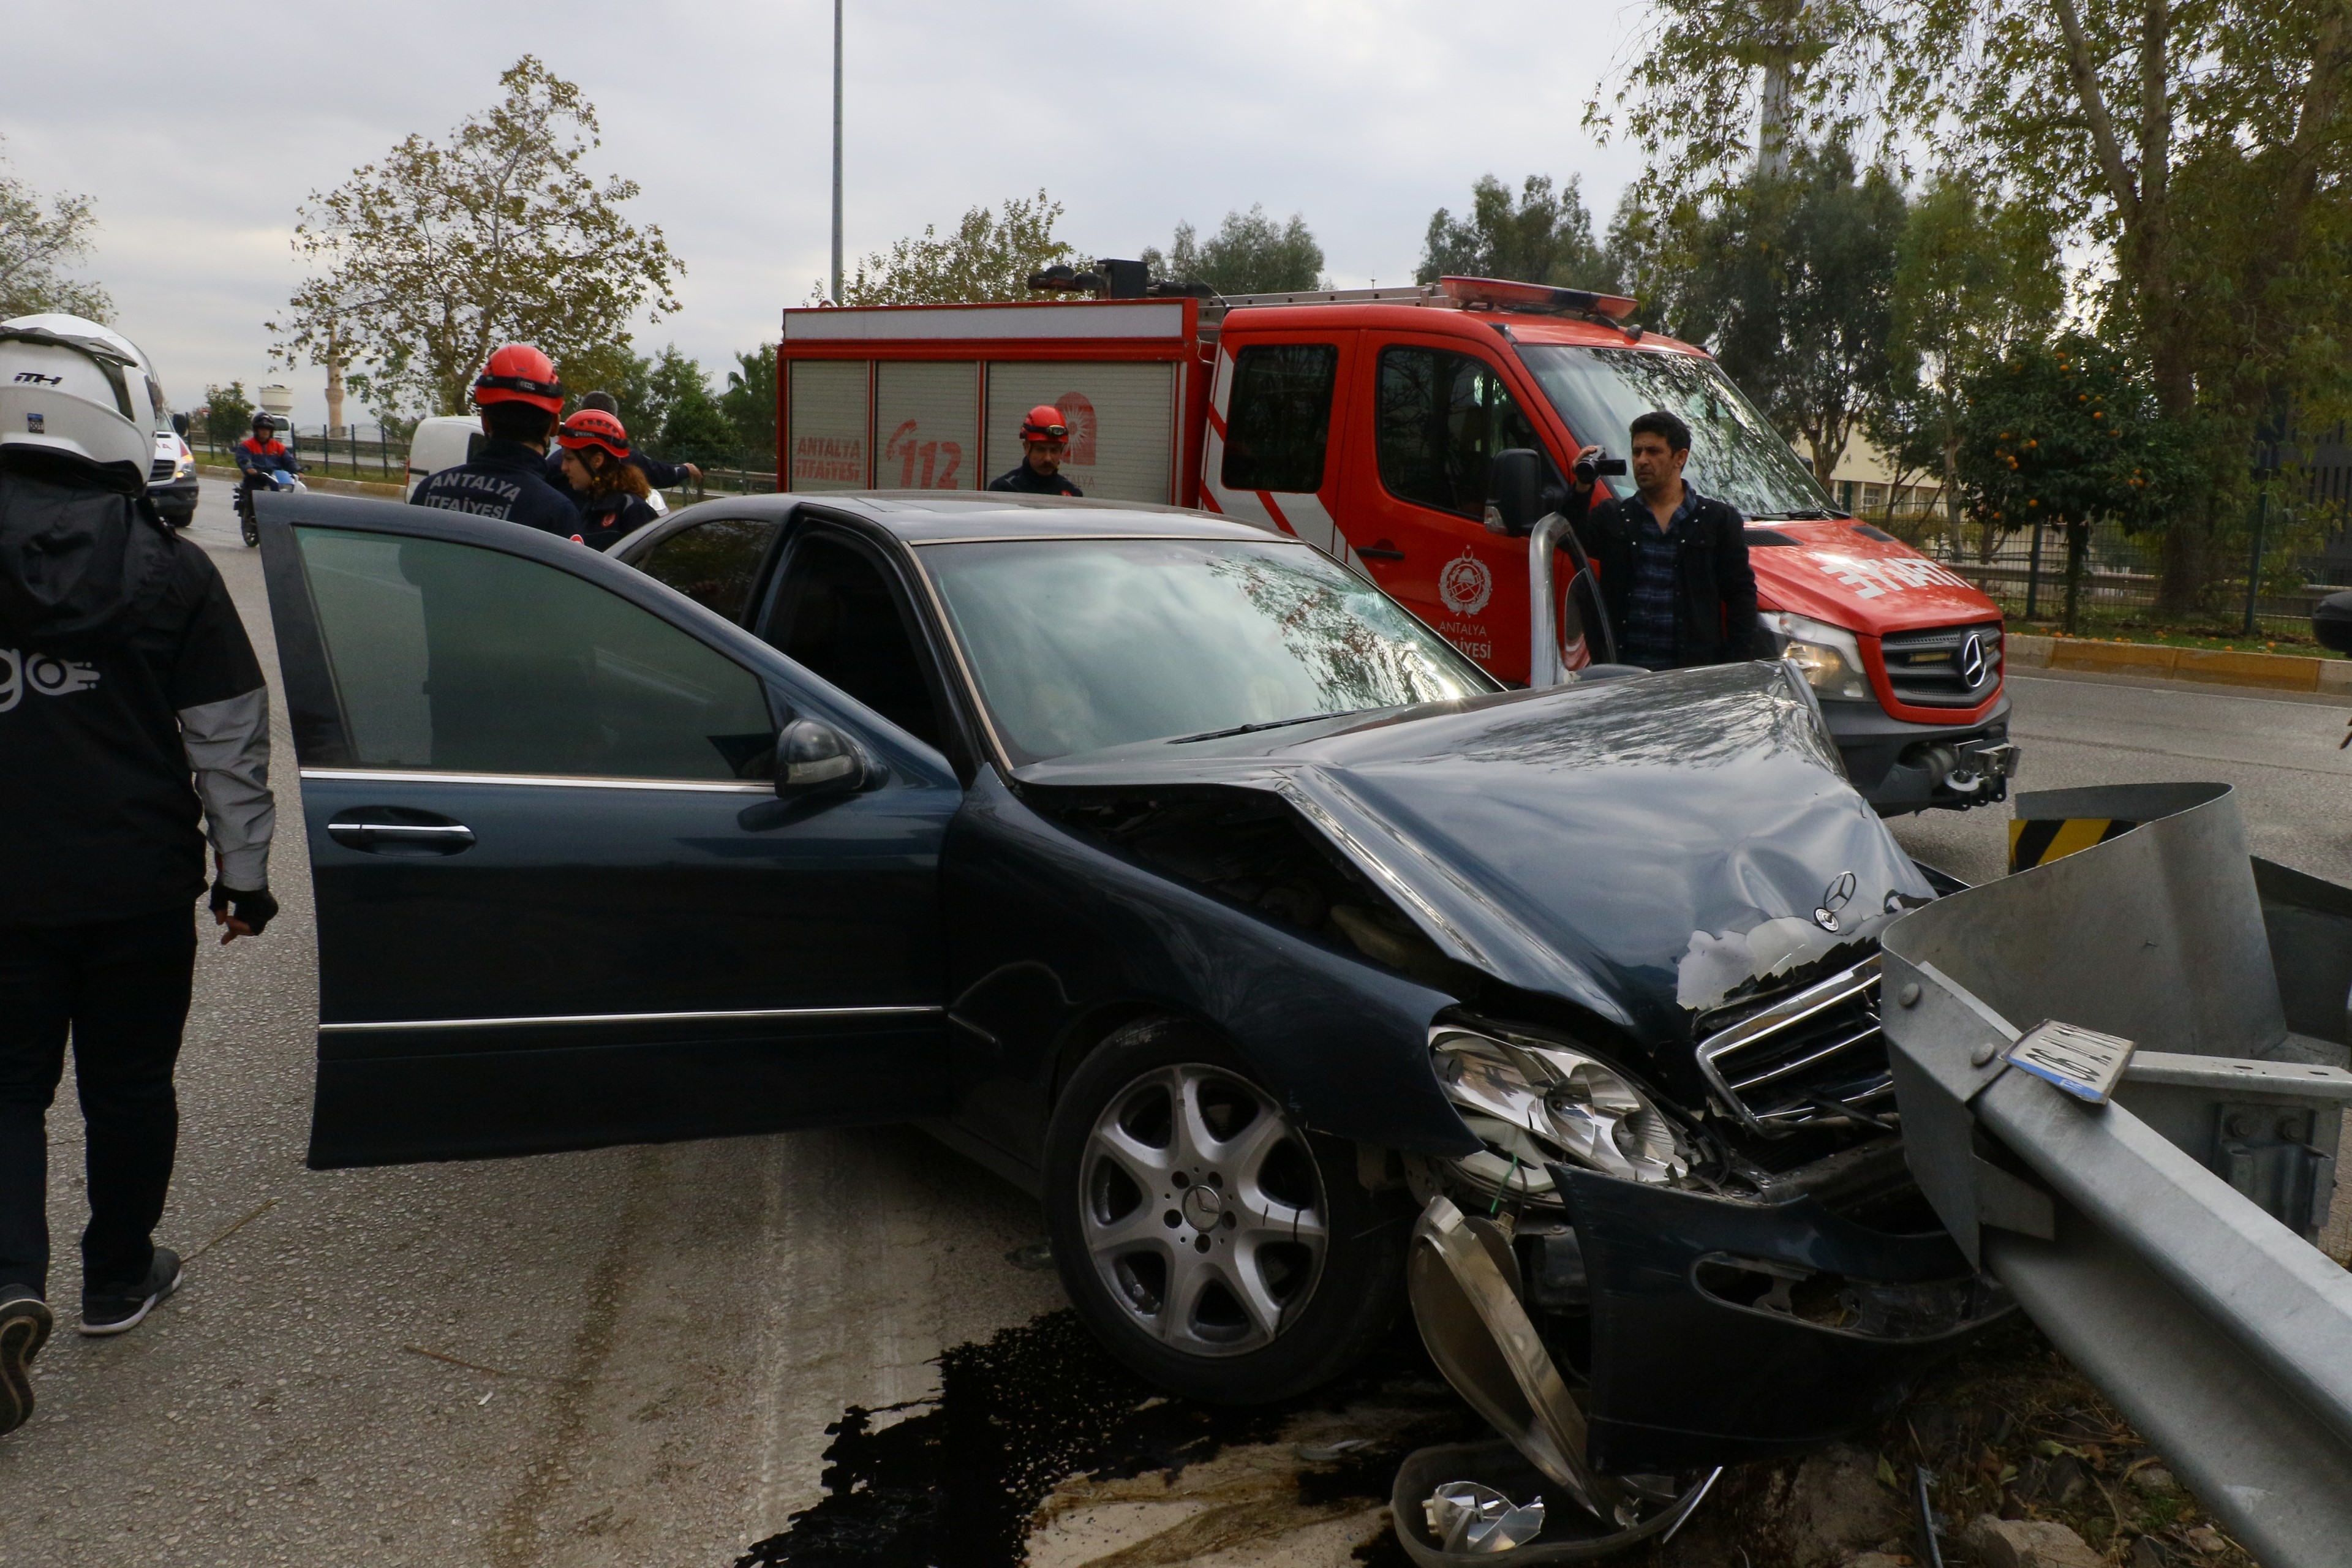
[1620, 487, 1702, 669]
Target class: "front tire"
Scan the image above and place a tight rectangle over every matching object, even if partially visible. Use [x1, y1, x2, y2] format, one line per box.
[1044, 1017, 1406, 1404]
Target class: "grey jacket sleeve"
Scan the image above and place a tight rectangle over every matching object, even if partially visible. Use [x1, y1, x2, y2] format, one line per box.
[179, 687, 276, 889]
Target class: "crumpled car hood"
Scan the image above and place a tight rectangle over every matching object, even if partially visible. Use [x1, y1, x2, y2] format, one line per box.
[1014, 662, 1931, 1049]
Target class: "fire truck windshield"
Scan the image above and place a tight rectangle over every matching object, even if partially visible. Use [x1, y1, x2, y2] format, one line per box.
[1517, 344, 1835, 519]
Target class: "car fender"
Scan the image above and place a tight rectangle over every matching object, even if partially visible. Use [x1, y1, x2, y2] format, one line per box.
[941, 769, 1477, 1169]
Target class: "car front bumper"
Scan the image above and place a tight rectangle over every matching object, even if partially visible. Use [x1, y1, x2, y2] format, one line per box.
[1556, 1164, 2013, 1472]
[1819, 693, 2016, 815]
[149, 477, 200, 521]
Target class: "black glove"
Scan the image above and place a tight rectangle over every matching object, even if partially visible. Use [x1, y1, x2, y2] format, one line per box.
[209, 882, 279, 935]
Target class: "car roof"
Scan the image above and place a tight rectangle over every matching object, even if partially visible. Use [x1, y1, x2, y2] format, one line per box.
[677, 491, 1290, 548]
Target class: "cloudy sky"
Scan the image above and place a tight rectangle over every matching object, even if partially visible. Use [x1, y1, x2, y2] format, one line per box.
[3, 0, 1664, 426]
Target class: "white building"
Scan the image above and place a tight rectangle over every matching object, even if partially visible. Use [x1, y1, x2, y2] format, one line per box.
[1820, 433, 1946, 516]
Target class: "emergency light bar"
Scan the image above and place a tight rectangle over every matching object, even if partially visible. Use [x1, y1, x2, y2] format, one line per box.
[1438, 276, 1641, 323]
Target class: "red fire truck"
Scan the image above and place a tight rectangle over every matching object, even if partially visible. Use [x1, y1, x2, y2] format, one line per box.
[774, 276, 2016, 812]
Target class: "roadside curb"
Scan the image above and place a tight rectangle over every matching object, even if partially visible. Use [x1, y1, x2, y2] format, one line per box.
[2008, 632, 2352, 696]
[196, 462, 405, 500]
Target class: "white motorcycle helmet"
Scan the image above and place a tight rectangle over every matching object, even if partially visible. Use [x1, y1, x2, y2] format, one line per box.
[0, 316, 158, 477]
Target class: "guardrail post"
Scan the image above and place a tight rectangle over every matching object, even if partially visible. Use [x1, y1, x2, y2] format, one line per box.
[1883, 782, 2352, 1566]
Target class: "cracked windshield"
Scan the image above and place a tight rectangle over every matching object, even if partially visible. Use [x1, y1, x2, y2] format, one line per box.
[921, 538, 1492, 763]
[1518, 344, 1833, 519]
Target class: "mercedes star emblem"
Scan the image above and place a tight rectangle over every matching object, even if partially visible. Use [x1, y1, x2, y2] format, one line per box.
[1813, 870, 1858, 932]
[1959, 633, 1988, 688]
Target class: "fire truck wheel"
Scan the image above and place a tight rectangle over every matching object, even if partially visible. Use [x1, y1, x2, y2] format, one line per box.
[1043, 1017, 1406, 1404]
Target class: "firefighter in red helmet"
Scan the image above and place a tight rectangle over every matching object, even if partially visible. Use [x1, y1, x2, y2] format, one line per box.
[987, 404, 1083, 496]
[408, 344, 582, 537]
[553, 409, 660, 551]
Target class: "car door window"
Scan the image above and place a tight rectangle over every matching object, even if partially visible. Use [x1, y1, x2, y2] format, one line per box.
[1221, 344, 1339, 492]
[630, 516, 783, 622]
[297, 528, 777, 780]
[764, 533, 946, 748]
[1375, 345, 1542, 517]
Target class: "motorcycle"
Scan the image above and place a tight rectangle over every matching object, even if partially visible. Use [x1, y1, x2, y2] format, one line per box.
[234, 464, 305, 548]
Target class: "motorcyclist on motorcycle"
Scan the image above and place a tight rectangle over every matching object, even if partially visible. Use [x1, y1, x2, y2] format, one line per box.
[233, 414, 290, 488]
[232, 414, 300, 546]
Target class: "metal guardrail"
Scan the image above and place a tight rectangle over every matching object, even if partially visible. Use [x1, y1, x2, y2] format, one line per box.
[1882, 782, 2352, 1567]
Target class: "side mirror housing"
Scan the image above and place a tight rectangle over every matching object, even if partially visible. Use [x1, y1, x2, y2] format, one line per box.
[774, 717, 878, 801]
[170, 412, 190, 437]
[1485, 448, 1546, 537]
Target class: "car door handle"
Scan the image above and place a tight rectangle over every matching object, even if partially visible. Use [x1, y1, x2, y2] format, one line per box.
[326, 819, 477, 854]
[1357, 545, 1406, 562]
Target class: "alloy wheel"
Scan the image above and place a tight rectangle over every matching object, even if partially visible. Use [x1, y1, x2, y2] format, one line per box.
[1078, 1063, 1327, 1358]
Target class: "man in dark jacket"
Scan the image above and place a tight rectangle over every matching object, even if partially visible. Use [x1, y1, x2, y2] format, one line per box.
[1567, 409, 1761, 669]
[0, 321, 279, 1434]
[410, 344, 582, 540]
[987, 404, 1083, 496]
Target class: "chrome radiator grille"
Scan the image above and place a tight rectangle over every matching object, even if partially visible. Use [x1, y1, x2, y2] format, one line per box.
[1695, 956, 1893, 1135]
[1880, 621, 2001, 706]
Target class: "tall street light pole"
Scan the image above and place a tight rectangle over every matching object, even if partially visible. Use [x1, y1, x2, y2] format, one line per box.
[831, 0, 844, 304]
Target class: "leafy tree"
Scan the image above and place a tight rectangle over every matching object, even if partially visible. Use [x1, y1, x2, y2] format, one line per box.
[829, 192, 1079, 306]
[1867, 174, 2064, 548]
[1415, 175, 1610, 288]
[1590, 0, 2352, 610]
[273, 57, 682, 418]
[1140, 205, 1327, 294]
[647, 347, 734, 470]
[555, 342, 657, 435]
[1956, 335, 2184, 631]
[200, 382, 255, 451]
[0, 134, 111, 320]
[1673, 146, 1908, 486]
[720, 344, 778, 463]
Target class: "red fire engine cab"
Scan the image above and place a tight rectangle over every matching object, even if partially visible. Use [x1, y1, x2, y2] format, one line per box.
[774, 275, 2016, 813]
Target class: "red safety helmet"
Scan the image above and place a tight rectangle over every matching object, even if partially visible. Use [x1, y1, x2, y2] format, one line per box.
[556, 408, 630, 460]
[1019, 404, 1069, 443]
[473, 344, 564, 413]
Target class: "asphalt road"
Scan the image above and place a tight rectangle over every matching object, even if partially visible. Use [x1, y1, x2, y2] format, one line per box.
[4, 477, 2346, 1567]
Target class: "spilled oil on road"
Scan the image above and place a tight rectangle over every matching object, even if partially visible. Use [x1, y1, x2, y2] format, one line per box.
[731, 1310, 1477, 1567]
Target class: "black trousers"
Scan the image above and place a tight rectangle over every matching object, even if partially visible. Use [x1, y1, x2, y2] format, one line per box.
[0, 908, 196, 1298]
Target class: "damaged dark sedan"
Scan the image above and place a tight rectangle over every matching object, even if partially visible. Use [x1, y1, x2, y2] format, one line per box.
[258, 490, 2008, 1518]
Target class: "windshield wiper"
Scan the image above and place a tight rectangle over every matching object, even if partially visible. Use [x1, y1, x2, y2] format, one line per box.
[1749, 508, 1841, 521]
[1169, 710, 1357, 744]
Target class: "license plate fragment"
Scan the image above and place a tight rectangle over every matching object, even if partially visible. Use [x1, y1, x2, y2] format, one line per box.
[2007, 1020, 2136, 1104]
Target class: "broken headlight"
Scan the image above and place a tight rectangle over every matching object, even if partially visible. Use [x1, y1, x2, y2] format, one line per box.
[1431, 1028, 1691, 1203]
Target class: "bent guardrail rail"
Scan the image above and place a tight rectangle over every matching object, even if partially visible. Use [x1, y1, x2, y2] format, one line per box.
[1882, 782, 2352, 1568]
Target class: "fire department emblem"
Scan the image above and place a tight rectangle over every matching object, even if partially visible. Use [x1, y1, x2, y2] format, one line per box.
[1438, 549, 1493, 616]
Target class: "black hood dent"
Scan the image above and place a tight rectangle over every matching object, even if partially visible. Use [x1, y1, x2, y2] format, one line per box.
[1017, 663, 1929, 1053]
[0, 469, 175, 650]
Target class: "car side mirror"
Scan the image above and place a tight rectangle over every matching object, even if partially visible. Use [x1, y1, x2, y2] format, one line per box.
[170, 412, 190, 437]
[1485, 448, 1545, 537]
[774, 718, 878, 801]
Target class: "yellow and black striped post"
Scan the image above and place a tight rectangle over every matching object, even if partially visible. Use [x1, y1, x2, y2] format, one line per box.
[2008, 815, 2139, 873]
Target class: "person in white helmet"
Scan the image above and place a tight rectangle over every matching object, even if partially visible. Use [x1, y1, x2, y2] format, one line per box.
[0, 320, 278, 1436]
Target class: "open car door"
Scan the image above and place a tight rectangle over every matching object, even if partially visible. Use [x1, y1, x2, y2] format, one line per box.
[256, 494, 960, 1167]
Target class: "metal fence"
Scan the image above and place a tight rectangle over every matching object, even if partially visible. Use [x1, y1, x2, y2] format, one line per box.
[1865, 506, 2350, 643]
[192, 423, 410, 484]
[194, 423, 782, 499]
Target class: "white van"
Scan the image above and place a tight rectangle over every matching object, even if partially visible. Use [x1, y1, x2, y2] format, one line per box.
[404, 415, 483, 499]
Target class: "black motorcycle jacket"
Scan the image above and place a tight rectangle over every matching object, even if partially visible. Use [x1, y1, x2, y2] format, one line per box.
[0, 453, 275, 921]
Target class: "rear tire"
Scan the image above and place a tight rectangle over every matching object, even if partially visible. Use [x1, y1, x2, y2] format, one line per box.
[1044, 1016, 1406, 1404]
[236, 493, 258, 548]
